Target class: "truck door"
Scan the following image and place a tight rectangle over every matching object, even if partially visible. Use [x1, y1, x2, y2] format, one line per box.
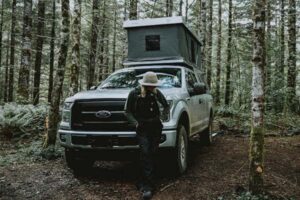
[185, 70, 202, 134]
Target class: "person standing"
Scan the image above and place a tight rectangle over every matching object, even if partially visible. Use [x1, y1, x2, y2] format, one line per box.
[124, 71, 169, 199]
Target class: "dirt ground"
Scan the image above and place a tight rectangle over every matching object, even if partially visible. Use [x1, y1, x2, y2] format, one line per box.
[0, 135, 299, 200]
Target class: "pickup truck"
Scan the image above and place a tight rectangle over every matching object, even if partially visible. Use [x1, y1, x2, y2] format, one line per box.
[59, 65, 213, 174]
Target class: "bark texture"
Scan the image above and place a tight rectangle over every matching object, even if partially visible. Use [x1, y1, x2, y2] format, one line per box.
[8, 0, 17, 102]
[87, 0, 99, 89]
[166, 0, 173, 17]
[17, 0, 33, 102]
[129, 0, 138, 20]
[200, 0, 206, 71]
[70, 0, 81, 96]
[0, 0, 4, 100]
[286, 0, 297, 112]
[33, 0, 46, 105]
[249, 0, 266, 194]
[215, 0, 222, 104]
[224, 0, 232, 105]
[206, 0, 213, 88]
[48, 0, 56, 103]
[45, 0, 70, 147]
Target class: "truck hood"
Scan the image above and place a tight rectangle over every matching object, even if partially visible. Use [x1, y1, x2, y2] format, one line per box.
[64, 88, 183, 102]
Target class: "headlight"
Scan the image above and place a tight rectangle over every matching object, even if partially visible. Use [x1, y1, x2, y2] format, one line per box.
[160, 100, 173, 122]
[62, 102, 73, 123]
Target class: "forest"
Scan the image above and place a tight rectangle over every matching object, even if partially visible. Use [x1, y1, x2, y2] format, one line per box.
[0, 0, 299, 199]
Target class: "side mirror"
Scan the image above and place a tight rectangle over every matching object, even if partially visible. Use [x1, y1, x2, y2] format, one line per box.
[193, 83, 206, 95]
[90, 86, 97, 90]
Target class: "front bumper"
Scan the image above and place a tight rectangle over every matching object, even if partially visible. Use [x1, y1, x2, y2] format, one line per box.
[58, 129, 177, 149]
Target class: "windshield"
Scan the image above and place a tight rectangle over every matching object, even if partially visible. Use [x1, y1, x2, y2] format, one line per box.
[99, 68, 182, 89]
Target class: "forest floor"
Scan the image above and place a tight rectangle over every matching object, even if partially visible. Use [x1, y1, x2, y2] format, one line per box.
[0, 134, 300, 200]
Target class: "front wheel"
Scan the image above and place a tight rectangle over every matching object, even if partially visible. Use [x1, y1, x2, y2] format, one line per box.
[64, 148, 95, 173]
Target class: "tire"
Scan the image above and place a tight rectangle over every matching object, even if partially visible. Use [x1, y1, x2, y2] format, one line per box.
[200, 114, 213, 146]
[64, 148, 95, 173]
[172, 125, 189, 175]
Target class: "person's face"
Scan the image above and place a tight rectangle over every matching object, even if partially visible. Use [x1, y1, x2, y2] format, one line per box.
[145, 86, 156, 91]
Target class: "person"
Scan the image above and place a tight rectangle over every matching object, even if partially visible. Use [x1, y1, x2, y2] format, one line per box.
[124, 71, 169, 199]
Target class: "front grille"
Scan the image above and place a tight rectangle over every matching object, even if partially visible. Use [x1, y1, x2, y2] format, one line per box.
[71, 99, 135, 131]
[71, 135, 138, 147]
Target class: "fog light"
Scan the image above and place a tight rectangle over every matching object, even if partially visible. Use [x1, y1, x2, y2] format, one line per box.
[60, 134, 67, 142]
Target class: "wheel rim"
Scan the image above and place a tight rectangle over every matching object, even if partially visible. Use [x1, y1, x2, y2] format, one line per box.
[180, 133, 187, 170]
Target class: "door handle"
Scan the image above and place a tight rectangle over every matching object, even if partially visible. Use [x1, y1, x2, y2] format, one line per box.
[199, 99, 203, 104]
[186, 97, 190, 101]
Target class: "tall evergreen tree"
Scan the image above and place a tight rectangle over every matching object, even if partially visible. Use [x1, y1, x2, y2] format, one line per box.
[8, 0, 17, 102]
[17, 0, 33, 102]
[48, 0, 56, 103]
[224, 0, 232, 105]
[249, 0, 266, 194]
[33, 0, 46, 105]
[286, 0, 297, 112]
[215, 0, 222, 104]
[87, 0, 99, 89]
[199, 0, 206, 71]
[129, 0, 138, 19]
[70, 0, 81, 95]
[45, 0, 70, 147]
[206, 0, 213, 88]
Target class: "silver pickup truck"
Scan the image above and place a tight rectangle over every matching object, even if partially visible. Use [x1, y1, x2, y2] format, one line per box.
[59, 65, 213, 174]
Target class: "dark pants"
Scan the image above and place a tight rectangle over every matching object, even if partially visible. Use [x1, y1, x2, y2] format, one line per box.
[136, 120, 162, 191]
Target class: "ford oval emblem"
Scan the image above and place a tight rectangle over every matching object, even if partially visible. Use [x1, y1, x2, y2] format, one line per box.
[95, 110, 111, 118]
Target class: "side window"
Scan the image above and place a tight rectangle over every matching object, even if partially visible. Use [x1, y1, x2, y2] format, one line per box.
[145, 35, 160, 51]
[185, 70, 197, 89]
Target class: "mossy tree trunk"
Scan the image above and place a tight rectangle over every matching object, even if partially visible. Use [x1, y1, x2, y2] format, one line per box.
[70, 0, 81, 96]
[286, 0, 297, 112]
[224, 0, 232, 105]
[129, 0, 138, 20]
[48, 0, 56, 103]
[8, 0, 17, 102]
[206, 0, 212, 88]
[249, 0, 266, 194]
[33, 0, 46, 105]
[215, 0, 222, 104]
[17, 0, 33, 103]
[199, 0, 206, 71]
[87, 0, 99, 89]
[45, 0, 70, 147]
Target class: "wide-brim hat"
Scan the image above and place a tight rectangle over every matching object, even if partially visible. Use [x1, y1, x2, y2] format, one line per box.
[138, 71, 161, 86]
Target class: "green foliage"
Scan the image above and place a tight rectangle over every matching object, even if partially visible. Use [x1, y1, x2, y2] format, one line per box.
[0, 103, 49, 139]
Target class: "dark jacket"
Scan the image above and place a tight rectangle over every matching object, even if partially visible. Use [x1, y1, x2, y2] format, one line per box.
[124, 86, 169, 126]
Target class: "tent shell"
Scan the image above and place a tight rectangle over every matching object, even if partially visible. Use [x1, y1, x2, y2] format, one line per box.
[123, 17, 202, 70]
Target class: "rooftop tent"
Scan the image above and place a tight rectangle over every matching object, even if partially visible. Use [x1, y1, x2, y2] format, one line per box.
[123, 17, 202, 70]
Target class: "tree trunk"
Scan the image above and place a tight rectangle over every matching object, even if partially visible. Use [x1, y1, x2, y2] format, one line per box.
[70, 0, 81, 96]
[215, 0, 222, 104]
[200, 0, 206, 71]
[33, 0, 45, 105]
[264, 0, 271, 111]
[112, 0, 117, 73]
[224, 0, 232, 105]
[99, 0, 107, 82]
[87, 0, 99, 89]
[166, 0, 173, 17]
[8, 0, 17, 102]
[286, 0, 297, 112]
[249, 0, 266, 194]
[179, 0, 183, 16]
[129, 0, 138, 20]
[4, 34, 9, 102]
[0, 0, 4, 101]
[17, 0, 33, 103]
[206, 0, 212, 88]
[45, 0, 70, 147]
[48, 0, 56, 103]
